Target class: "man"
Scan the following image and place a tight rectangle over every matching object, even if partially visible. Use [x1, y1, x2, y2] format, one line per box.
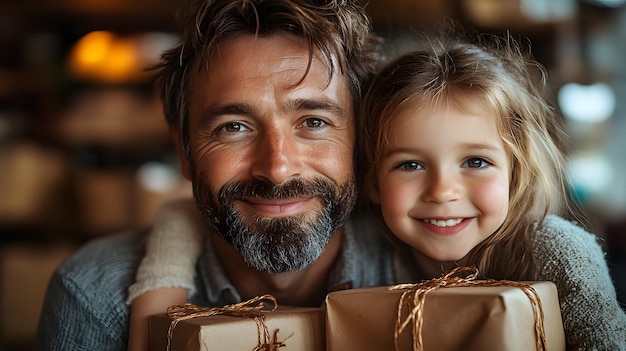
[36, 0, 395, 349]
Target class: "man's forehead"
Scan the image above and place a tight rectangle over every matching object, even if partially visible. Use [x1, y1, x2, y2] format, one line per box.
[191, 33, 337, 84]
[185, 34, 352, 116]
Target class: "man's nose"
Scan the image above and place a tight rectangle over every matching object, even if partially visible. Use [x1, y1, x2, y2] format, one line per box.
[251, 126, 303, 185]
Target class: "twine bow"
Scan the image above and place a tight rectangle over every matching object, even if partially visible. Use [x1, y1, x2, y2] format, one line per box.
[390, 266, 547, 351]
[165, 294, 291, 351]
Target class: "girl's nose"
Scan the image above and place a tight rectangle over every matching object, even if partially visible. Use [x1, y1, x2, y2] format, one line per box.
[421, 170, 461, 204]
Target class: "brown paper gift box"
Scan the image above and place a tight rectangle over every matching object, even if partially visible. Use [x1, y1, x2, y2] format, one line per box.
[150, 306, 324, 351]
[325, 281, 565, 351]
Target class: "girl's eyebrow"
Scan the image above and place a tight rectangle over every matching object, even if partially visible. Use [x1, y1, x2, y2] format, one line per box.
[459, 142, 502, 152]
[382, 142, 502, 158]
[383, 146, 414, 156]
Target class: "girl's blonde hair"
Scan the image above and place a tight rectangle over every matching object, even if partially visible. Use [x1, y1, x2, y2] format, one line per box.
[358, 24, 574, 279]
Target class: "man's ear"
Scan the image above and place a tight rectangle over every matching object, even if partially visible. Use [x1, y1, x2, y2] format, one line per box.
[170, 127, 192, 181]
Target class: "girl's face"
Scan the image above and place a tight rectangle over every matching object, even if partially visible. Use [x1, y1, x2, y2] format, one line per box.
[371, 98, 511, 262]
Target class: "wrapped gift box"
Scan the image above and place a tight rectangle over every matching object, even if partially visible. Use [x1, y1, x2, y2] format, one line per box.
[325, 281, 565, 351]
[150, 305, 324, 351]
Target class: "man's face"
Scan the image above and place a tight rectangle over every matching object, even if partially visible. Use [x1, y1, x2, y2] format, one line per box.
[181, 34, 356, 273]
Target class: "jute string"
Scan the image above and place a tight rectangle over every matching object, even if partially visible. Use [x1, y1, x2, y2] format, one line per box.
[390, 266, 547, 351]
[165, 294, 292, 351]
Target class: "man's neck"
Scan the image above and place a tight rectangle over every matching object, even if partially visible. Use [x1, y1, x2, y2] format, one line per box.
[212, 229, 343, 307]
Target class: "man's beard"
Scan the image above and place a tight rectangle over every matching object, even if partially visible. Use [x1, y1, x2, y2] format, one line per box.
[192, 175, 356, 273]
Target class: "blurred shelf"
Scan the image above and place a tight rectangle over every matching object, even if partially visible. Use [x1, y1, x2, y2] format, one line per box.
[0, 0, 178, 31]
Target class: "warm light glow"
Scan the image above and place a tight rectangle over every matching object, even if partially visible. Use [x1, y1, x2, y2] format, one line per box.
[73, 31, 114, 65]
[102, 38, 138, 82]
[68, 31, 147, 84]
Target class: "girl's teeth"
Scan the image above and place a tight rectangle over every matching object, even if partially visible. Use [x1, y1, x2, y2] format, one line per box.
[425, 218, 463, 227]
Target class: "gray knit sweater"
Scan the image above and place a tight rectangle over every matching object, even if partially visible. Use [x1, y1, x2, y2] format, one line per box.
[532, 215, 626, 350]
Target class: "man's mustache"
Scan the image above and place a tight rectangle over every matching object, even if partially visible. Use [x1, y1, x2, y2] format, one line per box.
[219, 178, 336, 201]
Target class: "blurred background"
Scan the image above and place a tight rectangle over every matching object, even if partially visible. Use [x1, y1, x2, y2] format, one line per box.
[0, 0, 624, 349]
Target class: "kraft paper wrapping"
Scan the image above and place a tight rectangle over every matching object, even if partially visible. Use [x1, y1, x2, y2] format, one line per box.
[150, 305, 324, 351]
[325, 281, 565, 351]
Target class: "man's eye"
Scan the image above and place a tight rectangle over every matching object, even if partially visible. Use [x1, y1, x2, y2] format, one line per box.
[220, 122, 247, 133]
[463, 158, 489, 168]
[304, 118, 325, 128]
[397, 161, 422, 171]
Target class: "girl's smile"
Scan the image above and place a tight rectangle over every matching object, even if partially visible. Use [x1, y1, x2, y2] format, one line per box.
[418, 217, 472, 235]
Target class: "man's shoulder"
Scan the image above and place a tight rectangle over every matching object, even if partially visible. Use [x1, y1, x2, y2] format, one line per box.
[37, 230, 148, 350]
[55, 230, 146, 302]
[60, 231, 145, 274]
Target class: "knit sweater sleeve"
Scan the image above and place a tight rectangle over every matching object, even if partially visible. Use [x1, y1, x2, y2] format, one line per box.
[532, 215, 626, 351]
[126, 198, 204, 304]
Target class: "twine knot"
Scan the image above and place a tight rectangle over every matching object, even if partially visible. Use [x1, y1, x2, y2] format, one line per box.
[390, 266, 547, 351]
[165, 294, 292, 351]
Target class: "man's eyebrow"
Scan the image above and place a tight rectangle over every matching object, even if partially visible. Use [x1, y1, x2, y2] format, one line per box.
[197, 99, 345, 125]
[289, 98, 345, 116]
[199, 103, 254, 122]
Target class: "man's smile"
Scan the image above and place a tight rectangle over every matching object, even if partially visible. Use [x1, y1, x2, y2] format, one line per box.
[240, 196, 318, 217]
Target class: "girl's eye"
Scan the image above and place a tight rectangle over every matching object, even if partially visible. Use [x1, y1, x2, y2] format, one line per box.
[396, 161, 423, 171]
[463, 158, 489, 168]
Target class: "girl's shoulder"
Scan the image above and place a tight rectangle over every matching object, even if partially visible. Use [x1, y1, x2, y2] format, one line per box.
[531, 217, 626, 350]
[531, 215, 608, 280]
[531, 215, 603, 253]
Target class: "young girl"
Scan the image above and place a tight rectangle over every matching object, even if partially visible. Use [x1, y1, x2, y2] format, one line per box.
[356, 27, 626, 349]
[127, 27, 626, 350]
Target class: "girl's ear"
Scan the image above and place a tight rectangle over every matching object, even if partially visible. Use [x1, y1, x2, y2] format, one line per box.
[170, 127, 192, 181]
